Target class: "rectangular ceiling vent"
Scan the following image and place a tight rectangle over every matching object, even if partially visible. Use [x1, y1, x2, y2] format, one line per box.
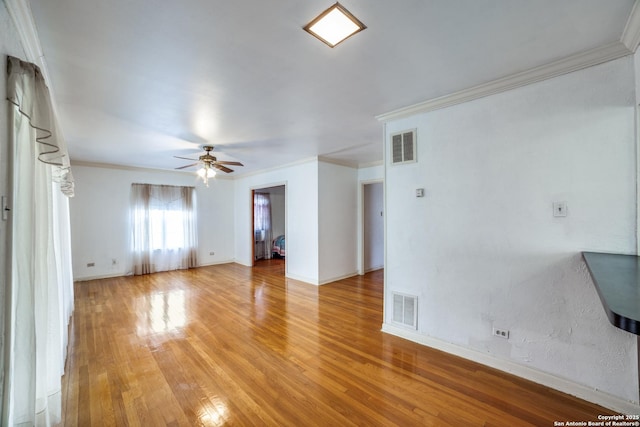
[390, 129, 416, 165]
[392, 292, 417, 329]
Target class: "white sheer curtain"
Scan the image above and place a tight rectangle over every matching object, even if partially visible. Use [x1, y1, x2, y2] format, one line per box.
[254, 193, 272, 260]
[130, 183, 198, 275]
[4, 56, 75, 426]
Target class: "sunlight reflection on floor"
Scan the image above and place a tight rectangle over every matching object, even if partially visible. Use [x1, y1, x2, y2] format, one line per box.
[198, 399, 229, 426]
[136, 289, 187, 336]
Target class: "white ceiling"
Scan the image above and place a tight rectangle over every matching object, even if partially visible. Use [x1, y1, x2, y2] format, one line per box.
[26, 0, 637, 176]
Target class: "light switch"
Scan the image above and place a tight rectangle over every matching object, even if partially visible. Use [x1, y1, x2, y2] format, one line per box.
[553, 201, 567, 217]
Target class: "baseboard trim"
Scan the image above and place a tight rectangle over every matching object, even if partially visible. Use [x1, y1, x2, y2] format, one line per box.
[285, 272, 319, 285]
[381, 323, 640, 414]
[319, 271, 359, 285]
[198, 260, 234, 267]
[285, 271, 360, 286]
[234, 259, 253, 268]
[74, 261, 235, 282]
[74, 272, 126, 282]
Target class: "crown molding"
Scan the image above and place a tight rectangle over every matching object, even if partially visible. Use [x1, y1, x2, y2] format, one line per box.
[317, 156, 358, 169]
[232, 155, 381, 179]
[357, 160, 383, 169]
[317, 156, 383, 169]
[622, 0, 640, 52]
[377, 0, 640, 123]
[5, 0, 42, 62]
[4, 0, 56, 90]
[71, 160, 187, 174]
[70, 160, 232, 180]
[376, 41, 633, 123]
[5, 0, 64, 131]
[232, 156, 319, 179]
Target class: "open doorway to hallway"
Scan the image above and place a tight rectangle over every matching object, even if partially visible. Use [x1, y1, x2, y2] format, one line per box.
[252, 185, 286, 275]
[363, 182, 384, 273]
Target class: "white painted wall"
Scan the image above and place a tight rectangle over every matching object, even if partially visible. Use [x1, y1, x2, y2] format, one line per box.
[363, 182, 383, 271]
[69, 164, 235, 280]
[71, 158, 363, 285]
[383, 56, 638, 405]
[357, 164, 383, 182]
[234, 160, 319, 283]
[0, 2, 29, 416]
[318, 161, 358, 284]
[634, 48, 640, 105]
[270, 191, 285, 240]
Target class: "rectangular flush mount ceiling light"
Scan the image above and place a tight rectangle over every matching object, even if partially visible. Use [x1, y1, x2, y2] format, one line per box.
[304, 2, 366, 47]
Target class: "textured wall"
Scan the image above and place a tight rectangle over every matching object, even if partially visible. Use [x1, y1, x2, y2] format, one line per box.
[383, 56, 638, 403]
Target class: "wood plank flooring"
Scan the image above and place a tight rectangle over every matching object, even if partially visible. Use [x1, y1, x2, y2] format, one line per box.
[61, 260, 614, 426]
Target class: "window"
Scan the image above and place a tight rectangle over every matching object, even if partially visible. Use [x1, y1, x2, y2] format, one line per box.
[130, 184, 198, 274]
[148, 208, 187, 250]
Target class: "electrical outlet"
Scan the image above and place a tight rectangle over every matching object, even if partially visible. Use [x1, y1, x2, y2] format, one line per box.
[87, 262, 95, 267]
[552, 201, 567, 217]
[493, 328, 509, 339]
[112, 258, 117, 265]
[209, 251, 215, 256]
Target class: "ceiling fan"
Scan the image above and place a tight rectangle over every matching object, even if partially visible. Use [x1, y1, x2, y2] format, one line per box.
[175, 145, 243, 185]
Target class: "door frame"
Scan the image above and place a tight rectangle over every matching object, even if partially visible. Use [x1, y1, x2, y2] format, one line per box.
[250, 182, 287, 272]
[358, 179, 384, 275]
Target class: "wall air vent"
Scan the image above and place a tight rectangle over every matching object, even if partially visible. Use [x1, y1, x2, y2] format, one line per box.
[390, 129, 416, 164]
[392, 292, 417, 329]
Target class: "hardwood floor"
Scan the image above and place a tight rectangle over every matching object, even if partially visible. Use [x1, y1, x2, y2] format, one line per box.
[62, 262, 613, 426]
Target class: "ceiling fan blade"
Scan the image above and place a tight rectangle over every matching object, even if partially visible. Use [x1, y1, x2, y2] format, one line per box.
[174, 156, 198, 161]
[175, 162, 200, 170]
[213, 164, 233, 173]
[214, 161, 243, 166]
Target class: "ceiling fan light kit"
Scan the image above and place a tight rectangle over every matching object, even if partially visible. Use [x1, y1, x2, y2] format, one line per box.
[174, 145, 243, 186]
[197, 167, 216, 178]
[197, 165, 216, 187]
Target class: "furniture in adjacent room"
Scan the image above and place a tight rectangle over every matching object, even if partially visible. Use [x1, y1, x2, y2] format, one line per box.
[272, 235, 286, 258]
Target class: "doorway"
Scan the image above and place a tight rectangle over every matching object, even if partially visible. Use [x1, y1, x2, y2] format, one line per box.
[252, 185, 286, 275]
[362, 181, 384, 273]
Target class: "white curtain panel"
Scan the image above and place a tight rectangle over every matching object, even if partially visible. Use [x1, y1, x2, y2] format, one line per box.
[5, 56, 75, 426]
[130, 183, 198, 274]
[254, 193, 273, 259]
